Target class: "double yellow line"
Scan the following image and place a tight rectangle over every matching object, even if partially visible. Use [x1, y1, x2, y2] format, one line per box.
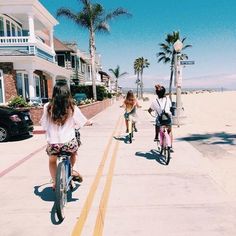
[72, 116, 123, 236]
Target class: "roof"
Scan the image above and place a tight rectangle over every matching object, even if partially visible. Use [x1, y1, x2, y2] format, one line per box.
[53, 37, 75, 52]
[99, 71, 109, 77]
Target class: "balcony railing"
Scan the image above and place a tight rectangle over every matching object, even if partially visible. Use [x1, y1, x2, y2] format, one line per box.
[0, 36, 29, 44]
[0, 36, 54, 63]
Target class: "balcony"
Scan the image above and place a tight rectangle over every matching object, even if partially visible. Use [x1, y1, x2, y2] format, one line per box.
[0, 36, 55, 63]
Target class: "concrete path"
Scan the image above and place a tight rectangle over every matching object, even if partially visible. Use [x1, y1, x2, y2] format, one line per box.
[0, 99, 235, 236]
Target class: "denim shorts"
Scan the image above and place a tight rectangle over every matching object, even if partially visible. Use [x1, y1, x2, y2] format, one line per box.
[46, 138, 78, 156]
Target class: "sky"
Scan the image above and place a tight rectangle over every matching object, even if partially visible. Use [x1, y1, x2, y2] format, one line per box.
[40, 0, 236, 90]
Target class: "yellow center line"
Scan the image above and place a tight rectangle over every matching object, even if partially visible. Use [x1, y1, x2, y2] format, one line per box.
[92, 124, 122, 236]
[71, 115, 122, 236]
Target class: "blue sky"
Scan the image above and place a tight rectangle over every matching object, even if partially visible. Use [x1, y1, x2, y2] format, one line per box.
[40, 0, 236, 89]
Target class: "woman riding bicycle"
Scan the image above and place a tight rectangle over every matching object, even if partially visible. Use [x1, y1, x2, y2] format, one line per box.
[148, 84, 173, 149]
[40, 81, 92, 190]
[120, 90, 141, 133]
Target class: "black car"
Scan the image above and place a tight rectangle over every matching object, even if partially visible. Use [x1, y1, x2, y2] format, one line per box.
[0, 106, 34, 142]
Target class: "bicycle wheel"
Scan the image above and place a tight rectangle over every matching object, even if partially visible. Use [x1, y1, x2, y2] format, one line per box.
[129, 133, 132, 143]
[55, 161, 67, 221]
[131, 122, 134, 138]
[165, 147, 171, 165]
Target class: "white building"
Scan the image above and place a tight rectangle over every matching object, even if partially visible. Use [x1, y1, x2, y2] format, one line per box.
[0, 0, 72, 103]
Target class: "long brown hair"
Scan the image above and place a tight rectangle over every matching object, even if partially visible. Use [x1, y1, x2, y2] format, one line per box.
[47, 81, 75, 125]
[124, 90, 136, 106]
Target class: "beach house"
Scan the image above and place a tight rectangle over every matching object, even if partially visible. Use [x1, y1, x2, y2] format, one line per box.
[0, 0, 73, 104]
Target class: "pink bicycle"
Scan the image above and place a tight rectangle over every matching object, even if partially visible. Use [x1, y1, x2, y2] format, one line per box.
[158, 125, 171, 165]
[150, 113, 172, 165]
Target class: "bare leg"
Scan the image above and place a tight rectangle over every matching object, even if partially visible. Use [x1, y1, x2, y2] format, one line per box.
[70, 152, 83, 182]
[168, 127, 173, 147]
[70, 152, 76, 167]
[49, 155, 57, 188]
[125, 119, 128, 132]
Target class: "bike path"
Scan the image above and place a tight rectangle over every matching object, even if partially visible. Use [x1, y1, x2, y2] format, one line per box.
[0, 99, 235, 236]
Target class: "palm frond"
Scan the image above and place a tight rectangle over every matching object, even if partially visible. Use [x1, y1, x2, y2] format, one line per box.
[95, 21, 110, 32]
[182, 44, 192, 50]
[56, 8, 78, 21]
[105, 7, 132, 21]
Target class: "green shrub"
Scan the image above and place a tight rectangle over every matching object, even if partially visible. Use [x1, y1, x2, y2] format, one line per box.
[70, 84, 109, 101]
[8, 96, 29, 108]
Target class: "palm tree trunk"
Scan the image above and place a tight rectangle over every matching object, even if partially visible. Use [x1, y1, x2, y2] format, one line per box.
[140, 69, 143, 99]
[116, 78, 118, 93]
[89, 29, 97, 100]
[136, 72, 139, 98]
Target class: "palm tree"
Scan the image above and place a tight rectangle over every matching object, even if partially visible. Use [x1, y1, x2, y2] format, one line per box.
[134, 57, 150, 99]
[109, 65, 128, 93]
[57, 0, 131, 100]
[157, 31, 192, 101]
[134, 59, 141, 98]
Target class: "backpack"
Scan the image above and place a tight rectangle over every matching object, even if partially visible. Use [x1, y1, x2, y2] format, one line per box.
[156, 98, 172, 125]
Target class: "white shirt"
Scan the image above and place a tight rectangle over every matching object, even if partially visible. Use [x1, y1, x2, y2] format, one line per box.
[150, 96, 172, 116]
[40, 103, 87, 144]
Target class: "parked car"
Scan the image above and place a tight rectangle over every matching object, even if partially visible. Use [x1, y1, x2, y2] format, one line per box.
[0, 106, 34, 142]
[73, 93, 87, 103]
[28, 97, 49, 106]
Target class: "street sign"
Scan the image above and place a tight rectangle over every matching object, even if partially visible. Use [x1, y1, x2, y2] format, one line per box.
[180, 60, 195, 65]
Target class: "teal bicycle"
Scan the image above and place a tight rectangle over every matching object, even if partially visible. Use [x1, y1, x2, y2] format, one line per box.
[55, 151, 75, 221]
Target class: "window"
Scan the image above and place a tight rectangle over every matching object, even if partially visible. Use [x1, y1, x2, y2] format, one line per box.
[17, 27, 22, 36]
[16, 73, 23, 96]
[11, 23, 16, 36]
[16, 72, 29, 99]
[6, 20, 11, 36]
[0, 15, 23, 37]
[56, 54, 65, 67]
[71, 55, 76, 69]
[0, 17, 4, 36]
[24, 74, 29, 99]
[34, 75, 41, 97]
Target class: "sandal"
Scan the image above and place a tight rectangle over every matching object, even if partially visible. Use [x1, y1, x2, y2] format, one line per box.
[72, 170, 83, 183]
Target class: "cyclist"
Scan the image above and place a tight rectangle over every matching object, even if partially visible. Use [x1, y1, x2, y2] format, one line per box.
[120, 90, 141, 133]
[148, 84, 173, 149]
[40, 81, 92, 190]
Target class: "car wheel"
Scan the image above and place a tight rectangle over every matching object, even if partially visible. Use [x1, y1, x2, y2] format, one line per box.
[0, 126, 9, 142]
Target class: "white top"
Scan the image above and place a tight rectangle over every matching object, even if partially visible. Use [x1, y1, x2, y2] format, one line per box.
[150, 96, 172, 116]
[40, 103, 87, 144]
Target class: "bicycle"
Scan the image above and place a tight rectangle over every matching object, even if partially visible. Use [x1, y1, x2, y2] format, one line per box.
[127, 116, 135, 143]
[150, 112, 172, 165]
[55, 151, 75, 221]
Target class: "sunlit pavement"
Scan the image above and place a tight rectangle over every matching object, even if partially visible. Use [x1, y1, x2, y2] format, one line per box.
[0, 99, 235, 236]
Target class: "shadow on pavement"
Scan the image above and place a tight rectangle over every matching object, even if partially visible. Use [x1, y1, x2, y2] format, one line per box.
[34, 184, 80, 225]
[114, 135, 130, 144]
[135, 149, 166, 165]
[178, 132, 236, 145]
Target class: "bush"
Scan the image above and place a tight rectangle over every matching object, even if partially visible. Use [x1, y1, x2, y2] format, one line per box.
[8, 96, 29, 108]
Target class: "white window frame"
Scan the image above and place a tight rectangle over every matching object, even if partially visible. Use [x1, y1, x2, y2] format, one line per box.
[34, 74, 41, 98]
[0, 14, 23, 37]
[16, 71, 30, 99]
[0, 70, 5, 104]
